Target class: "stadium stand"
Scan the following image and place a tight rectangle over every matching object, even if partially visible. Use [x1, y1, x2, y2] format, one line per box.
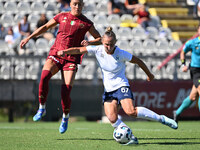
[35, 38, 49, 56]
[107, 14, 121, 25]
[44, 2, 59, 14]
[0, 59, 11, 80]
[0, 40, 11, 55]
[129, 39, 143, 55]
[0, 13, 15, 27]
[4, 1, 18, 14]
[142, 38, 157, 56]
[31, 2, 45, 14]
[131, 27, 147, 40]
[147, 0, 199, 43]
[17, 2, 31, 14]
[0, 0, 194, 81]
[0, 2, 5, 14]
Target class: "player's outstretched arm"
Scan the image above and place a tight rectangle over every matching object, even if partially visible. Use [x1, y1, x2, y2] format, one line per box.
[57, 47, 88, 57]
[20, 19, 57, 48]
[130, 55, 154, 81]
[81, 25, 101, 46]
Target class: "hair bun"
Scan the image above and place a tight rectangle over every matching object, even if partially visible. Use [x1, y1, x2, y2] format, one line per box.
[106, 26, 113, 32]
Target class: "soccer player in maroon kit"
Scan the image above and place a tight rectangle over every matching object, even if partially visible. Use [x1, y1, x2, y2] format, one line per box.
[20, 0, 101, 134]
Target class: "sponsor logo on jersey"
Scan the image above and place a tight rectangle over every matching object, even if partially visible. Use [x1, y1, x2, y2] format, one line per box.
[79, 23, 84, 28]
[62, 17, 67, 22]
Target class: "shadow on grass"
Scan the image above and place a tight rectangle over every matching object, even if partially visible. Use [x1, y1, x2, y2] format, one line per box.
[139, 137, 200, 140]
[138, 137, 200, 145]
[140, 142, 200, 145]
[57, 138, 113, 141]
[57, 137, 200, 145]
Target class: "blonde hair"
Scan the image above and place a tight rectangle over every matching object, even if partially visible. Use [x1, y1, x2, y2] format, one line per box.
[103, 26, 116, 41]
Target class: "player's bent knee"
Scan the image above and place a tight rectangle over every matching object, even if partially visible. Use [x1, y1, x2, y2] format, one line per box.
[191, 96, 196, 101]
[125, 109, 137, 117]
[106, 114, 118, 124]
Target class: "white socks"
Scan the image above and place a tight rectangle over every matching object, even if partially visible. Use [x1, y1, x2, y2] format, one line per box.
[137, 107, 163, 123]
[111, 119, 127, 128]
[39, 104, 45, 109]
[63, 113, 69, 118]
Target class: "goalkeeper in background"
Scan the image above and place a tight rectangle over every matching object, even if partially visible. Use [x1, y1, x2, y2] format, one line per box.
[173, 25, 200, 122]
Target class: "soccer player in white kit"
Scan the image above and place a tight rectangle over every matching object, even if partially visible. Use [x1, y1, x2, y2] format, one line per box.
[57, 27, 178, 144]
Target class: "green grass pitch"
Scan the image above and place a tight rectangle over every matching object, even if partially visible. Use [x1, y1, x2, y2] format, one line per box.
[0, 121, 200, 150]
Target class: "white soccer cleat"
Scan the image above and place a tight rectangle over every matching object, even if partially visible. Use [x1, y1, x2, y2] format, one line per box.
[161, 115, 178, 129]
[122, 134, 139, 145]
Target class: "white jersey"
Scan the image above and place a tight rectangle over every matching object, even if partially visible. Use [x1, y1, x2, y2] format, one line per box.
[86, 45, 132, 92]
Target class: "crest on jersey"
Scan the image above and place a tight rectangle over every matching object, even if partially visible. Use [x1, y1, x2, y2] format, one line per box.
[116, 56, 119, 60]
[70, 21, 75, 25]
[195, 46, 199, 50]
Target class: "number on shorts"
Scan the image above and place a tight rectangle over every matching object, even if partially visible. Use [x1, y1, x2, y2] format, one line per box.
[121, 87, 129, 93]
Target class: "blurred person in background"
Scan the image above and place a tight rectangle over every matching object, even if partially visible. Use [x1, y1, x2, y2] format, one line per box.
[57, 26, 178, 144]
[18, 14, 31, 40]
[0, 24, 7, 40]
[20, 0, 101, 134]
[107, 0, 128, 15]
[36, 13, 54, 41]
[37, 13, 49, 28]
[57, 0, 71, 12]
[124, 0, 144, 15]
[108, 0, 144, 16]
[4, 27, 19, 54]
[173, 25, 200, 122]
[197, 0, 200, 17]
[5, 27, 15, 48]
[193, 0, 199, 17]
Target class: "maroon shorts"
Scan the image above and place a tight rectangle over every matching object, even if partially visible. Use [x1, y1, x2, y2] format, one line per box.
[47, 55, 78, 71]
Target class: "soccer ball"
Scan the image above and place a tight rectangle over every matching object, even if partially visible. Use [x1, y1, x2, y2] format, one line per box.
[113, 126, 132, 144]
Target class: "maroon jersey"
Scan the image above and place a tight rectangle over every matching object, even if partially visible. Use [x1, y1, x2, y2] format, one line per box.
[49, 12, 93, 64]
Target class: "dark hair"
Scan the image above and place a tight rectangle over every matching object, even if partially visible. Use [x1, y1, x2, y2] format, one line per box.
[103, 26, 116, 41]
[25, 14, 29, 18]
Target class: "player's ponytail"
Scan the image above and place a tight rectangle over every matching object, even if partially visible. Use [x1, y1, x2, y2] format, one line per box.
[104, 26, 116, 41]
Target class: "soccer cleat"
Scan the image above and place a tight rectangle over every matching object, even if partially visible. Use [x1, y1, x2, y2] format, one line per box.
[122, 134, 139, 145]
[33, 109, 46, 121]
[59, 118, 69, 134]
[173, 110, 179, 123]
[161, 115, 178, 129]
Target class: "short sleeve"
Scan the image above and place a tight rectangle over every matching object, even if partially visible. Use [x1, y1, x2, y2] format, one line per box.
[53, 13, 63, 23]
[86, 45, 99, 54]
[183, 40, 192, 53]
[121, 50, 132, 62]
